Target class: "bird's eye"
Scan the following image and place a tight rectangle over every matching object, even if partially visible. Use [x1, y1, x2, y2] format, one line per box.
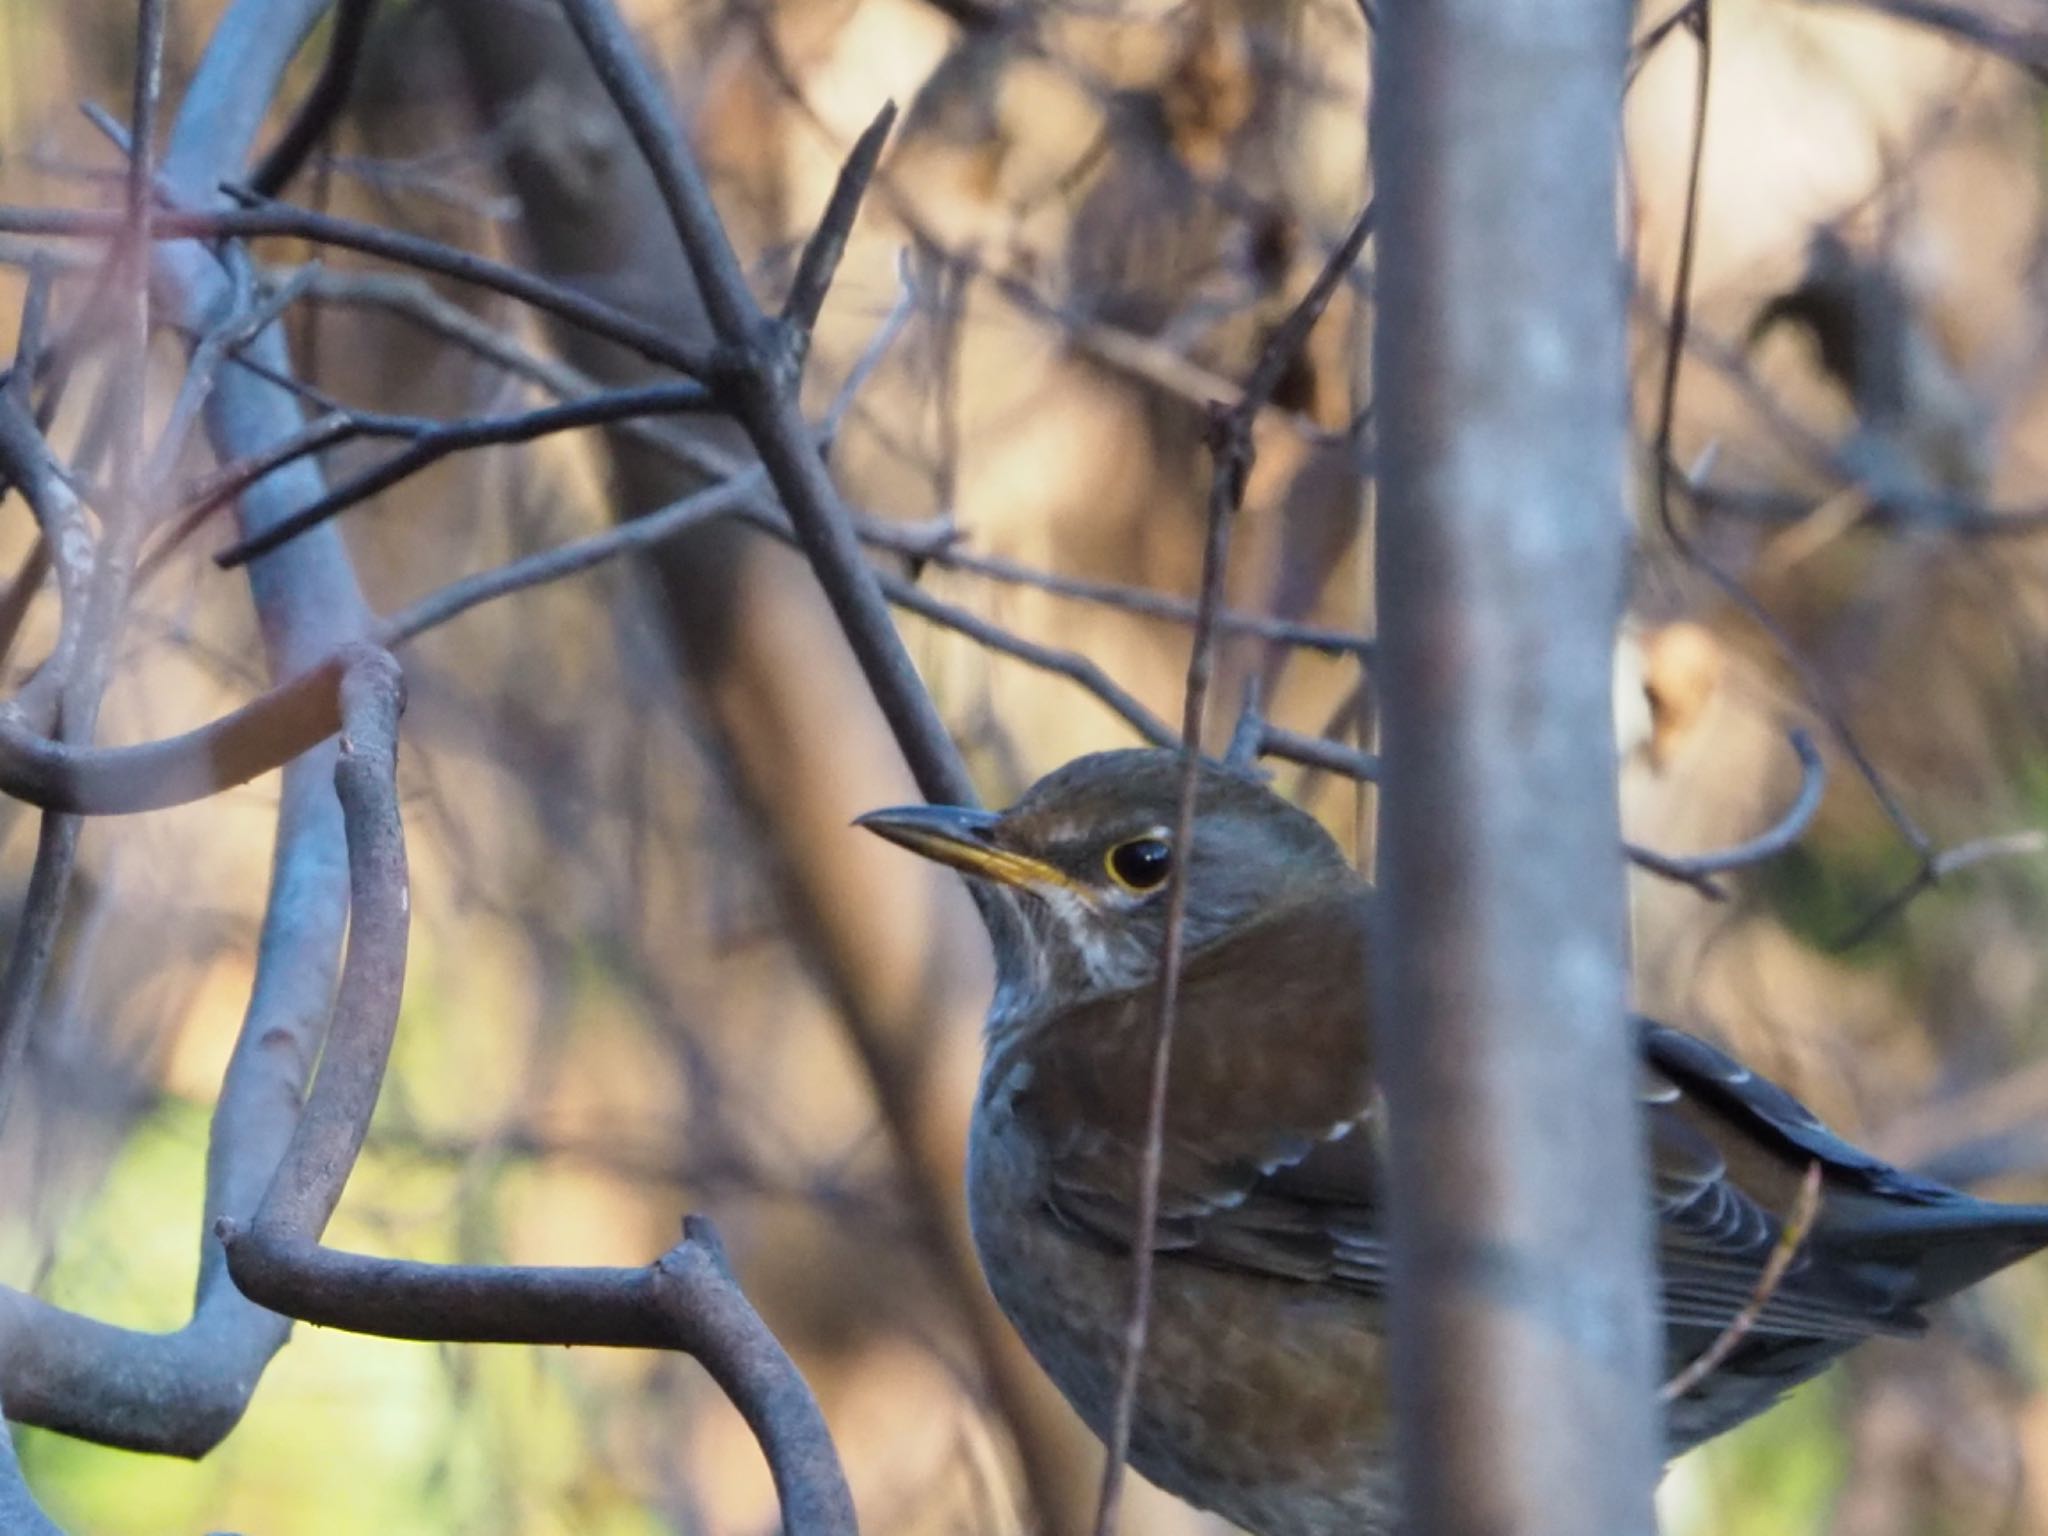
[1104, 835, 1173, 893]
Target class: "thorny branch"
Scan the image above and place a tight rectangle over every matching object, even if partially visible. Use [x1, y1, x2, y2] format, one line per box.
[555, 0, 981, 817]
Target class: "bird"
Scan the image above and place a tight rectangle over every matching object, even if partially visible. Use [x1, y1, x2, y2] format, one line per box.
[857, 748, 2048, 1536]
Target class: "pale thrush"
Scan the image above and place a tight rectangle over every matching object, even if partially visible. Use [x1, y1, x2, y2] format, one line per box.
[859, 749, 2048, 1536]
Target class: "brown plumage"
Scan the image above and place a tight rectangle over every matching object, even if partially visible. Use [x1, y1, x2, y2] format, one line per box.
[860, 750, 2048, 1536]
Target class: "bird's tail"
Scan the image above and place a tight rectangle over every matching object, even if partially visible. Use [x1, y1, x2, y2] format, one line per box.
[1845, 1197, 2048, 1308]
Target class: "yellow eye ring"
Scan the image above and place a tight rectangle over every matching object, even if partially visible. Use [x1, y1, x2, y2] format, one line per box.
[1104, 834, 1173, 893]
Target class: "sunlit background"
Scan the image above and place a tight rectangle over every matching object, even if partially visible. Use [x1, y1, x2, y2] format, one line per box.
[4, 0, 2048, 1531]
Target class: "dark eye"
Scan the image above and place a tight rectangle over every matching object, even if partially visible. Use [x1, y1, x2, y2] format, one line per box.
[1105, 836, 1172, 893]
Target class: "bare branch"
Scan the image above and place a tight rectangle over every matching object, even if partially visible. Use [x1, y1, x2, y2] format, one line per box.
[212, 378, 720, 566]
[217, 653, 856, 1535]
[0, 0, 379, 1457]
[1622, 728, 1827, 892]
[270, 261, 1378, 658]
[1094, 195, 1373, 1536]
[0, 392, 97, 717]
[248, 0, 382, 196]
[1832, 828, 2048, 951]
[376, 475, 766, 644]
[556, 0, 979, 816]
[1642, 6, 1939, 884]
[218, 1217, 857, 1534]
[0, 202, 717, 382]
[0, 654, 347, 814]
[0, 542, 52, 676]
[782, 102, 898, 335]
[233, 646, 407, 1238]
[147, 256, 318, 488]
[882, 574, 1179, 749]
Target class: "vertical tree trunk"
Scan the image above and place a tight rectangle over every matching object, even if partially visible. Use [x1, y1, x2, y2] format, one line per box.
[1370, 3, 1664, 1532]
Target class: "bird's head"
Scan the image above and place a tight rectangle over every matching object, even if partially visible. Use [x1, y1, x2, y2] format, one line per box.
[857, 749, 1356, 1010]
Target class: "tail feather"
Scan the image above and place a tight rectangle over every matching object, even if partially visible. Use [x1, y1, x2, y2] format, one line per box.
[1834, 1196, 2048, 1307]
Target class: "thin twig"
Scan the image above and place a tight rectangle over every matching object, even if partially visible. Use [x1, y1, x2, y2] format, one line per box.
[1659, 1161, 1825, 1404]
[0, 541, 52, 676]
[0, 392, 96, 719]
[5, 257, 51, 404]
[1093, 195, 1374, 1536]
[1254, 721, 1380, 782]
[1644, 2, 1940, 891]
[0, 202, 718, 382]
[881, 573, 1178, 749]
[1224, 682, 1266, 771]
[265, 262, 1378, 657]
[819, 252, 917, 452]
[144, 408, 355, 575]
[1831, 829, 2048, 951]
[0, 0, 167, 1132]
[213, 379, 719, 566]
[147, 256, 314, 489]
[378, 474, 770, 645]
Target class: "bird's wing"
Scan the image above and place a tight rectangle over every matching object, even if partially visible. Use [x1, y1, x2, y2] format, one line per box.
[1022, 940, 1931, 1340]
[1012, 889, 1384, 1277]
[1639, 1025, 1922, 1340]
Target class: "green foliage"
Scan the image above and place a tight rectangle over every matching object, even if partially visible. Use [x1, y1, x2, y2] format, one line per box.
[1759, 838, 1922, 963]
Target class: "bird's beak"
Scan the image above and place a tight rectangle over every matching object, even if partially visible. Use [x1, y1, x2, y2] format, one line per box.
[855, 803, 1072, 892]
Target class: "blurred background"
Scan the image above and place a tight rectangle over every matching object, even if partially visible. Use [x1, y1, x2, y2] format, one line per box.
[4, 0, 2048, 1531]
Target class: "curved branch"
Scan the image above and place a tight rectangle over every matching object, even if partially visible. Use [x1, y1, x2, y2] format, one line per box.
[218, 649, 855, 1535]
[0, 1397, 62, 1536]
[218, 1218, 858, 1536]
[0, 655, 345, 814]
[1624, 727, 1827, 889]
[0, 0, 380, 1454]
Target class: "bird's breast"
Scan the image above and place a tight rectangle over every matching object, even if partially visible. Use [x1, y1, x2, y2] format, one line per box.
[965, 1082, 1399, 1536]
